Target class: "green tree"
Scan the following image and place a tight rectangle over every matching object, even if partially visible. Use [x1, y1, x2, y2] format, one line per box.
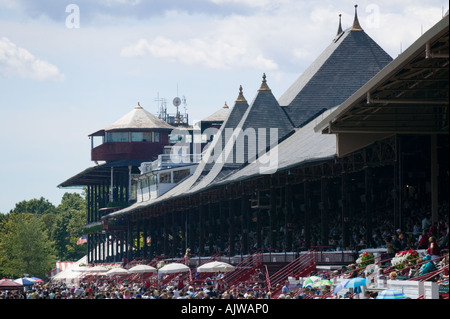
[0, 213, 56, 279]
[52, 192, 87, 261]
[12, 197, 56, 215]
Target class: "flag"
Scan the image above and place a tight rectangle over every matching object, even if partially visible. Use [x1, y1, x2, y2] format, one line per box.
[77, 236, 87, 245]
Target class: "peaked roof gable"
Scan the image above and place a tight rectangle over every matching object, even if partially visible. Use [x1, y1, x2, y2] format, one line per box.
[279, 22, 392, 128]
[167, 87, 251, 193]
[189, 75, 294, 191]
[201, 102, 231, 123]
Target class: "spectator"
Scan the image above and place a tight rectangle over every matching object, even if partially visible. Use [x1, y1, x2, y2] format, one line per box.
[392, 234, 401, 253]
[412, 221, 422, 239]
[426, 236, 441, 262]
[417, 231, 429, 249]
[417, 255, 436, 276]
[399, 233, 407, 250]
[281, 281, 290, 294]
[386, 237, 395, 258]
[389, 271, 398, 280]
[422, 215, 431, 234]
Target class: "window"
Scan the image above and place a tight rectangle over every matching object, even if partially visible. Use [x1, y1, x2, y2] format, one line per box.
[153, 132, 160, 143]
[173, 169, 190, 183]
[131, 132, 153, 142]
[159, 172, 171, 183]
[169, 133, 191, 144]
[148, 175, 157, 186]
[107, 132, 129, 142]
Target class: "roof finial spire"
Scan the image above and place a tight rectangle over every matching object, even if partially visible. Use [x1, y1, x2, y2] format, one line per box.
[135, 102, 142, 109]
[223, 101, 229, 108]
[336, 14, 343, 36]
[258, 73, 271, 91]
[235, 85, 247, 103]
[351, 4, 363, 31]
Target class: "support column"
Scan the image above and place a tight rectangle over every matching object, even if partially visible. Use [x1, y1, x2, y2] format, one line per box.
[149, 217, 155, 259]
[303, 181, 311, 249]
[270, 187, 277, 250]
[163, 211, 169, 256]
[142, 219, 148, 260]
[199, 205, 205, 256]
[394, 136, 401, 230]
[430, 134, 438, 225]
[241, 195, 249, 255]
[128, 165, 132, 202]
[119, 231, 125, 262]
[172, 212, 179, 258]
[100, 234, 109, 262]
[341, 174, 350, 249]
[87, 234, 92, 264]
[320, 177, 329, 247]
[254, 209, 261, 250]
[126, 221, 132, 262]
[208, 203, 215, 255]
[220, 201, 226, 253]
[188, 208, 195, 253]
[285, 184, 293, 252]
[229, 199, 235, 256]
[364, 168, 373, 247]
[110, 167, 114, 203]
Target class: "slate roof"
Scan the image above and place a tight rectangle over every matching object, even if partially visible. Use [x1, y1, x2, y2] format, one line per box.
[105, 107, 337, 218]
[217, 108, 338, 184]
[105, 80, 297, 217]
[173, 85, 251, 192]
[102, 8, 397, 219]
[201, 102, 231, 123]
[190, 75, 294, 191]
[279, 15, 393, 128]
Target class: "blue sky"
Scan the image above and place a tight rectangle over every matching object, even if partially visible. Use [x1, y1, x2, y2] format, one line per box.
[0, 0, 448, 213]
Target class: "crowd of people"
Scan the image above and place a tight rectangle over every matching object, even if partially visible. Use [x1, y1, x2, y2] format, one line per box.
[1, 249, 447, 299]
[1, 199, 448, 299]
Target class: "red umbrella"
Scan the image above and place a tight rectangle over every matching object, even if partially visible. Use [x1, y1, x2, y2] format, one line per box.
[0, 278, 24, 290]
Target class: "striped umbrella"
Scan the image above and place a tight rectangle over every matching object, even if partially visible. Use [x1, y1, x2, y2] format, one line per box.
[302, 276, 322, 288]
[14, 278, 35, 286]
[376, 289, 407, 299]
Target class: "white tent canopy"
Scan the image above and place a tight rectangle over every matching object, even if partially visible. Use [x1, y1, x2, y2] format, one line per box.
[197, 261, 235, 273]
[128, 264, 157, 274]
[51, 256, 88, 285]
[105, 267, 129, 276]
[158, 263, 190, 274]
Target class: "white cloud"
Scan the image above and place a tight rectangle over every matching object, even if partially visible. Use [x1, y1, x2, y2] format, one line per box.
[0, 36, 65, 82]
[100, 0, 142, 7]
[120, 35, 278, 71]
[209, 0, 285, 8]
